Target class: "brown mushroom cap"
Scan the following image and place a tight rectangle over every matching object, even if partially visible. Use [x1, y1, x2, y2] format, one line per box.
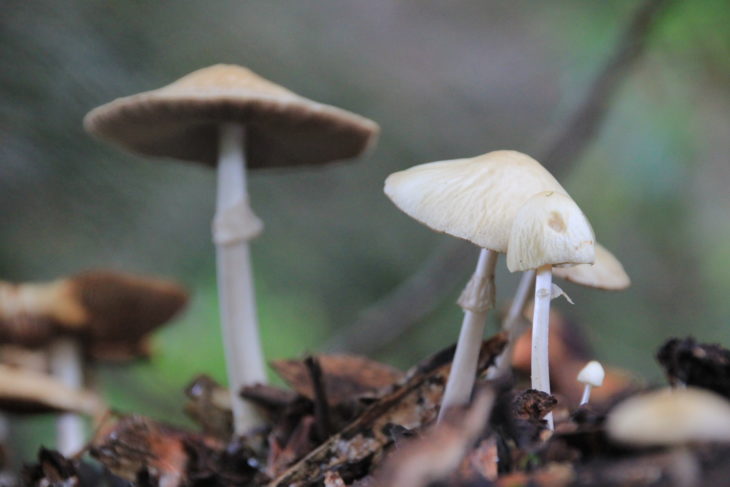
[0, 363, 105, 415]
[84, 64, 379, 169]
[0, 270, 188, 361]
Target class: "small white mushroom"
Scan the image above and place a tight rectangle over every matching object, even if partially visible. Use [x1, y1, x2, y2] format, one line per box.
[577, 360, 605, 406]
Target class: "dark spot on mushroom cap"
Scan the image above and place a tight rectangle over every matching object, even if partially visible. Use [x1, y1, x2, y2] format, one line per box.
[548, 212, 566, 233]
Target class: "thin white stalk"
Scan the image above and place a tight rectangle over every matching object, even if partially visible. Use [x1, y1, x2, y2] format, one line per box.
[488, 270, 535, 379]
[215, 123, 266, 435]
[531, 264, 554, 430]
[49, 338, 85, 455]
[438, 248, 498, 422]
[579, 384, 592, 406]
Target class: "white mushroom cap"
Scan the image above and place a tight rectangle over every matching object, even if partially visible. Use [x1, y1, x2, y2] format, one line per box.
[384, 151, 566, 252]
[506, 191, 595, 272]
[553, 243, 630, 290]
[607, 387, 730, 446]
[577, 360, 605, 387]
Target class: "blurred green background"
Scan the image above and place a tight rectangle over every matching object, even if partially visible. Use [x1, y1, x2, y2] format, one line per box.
[1, 0, 729, 464]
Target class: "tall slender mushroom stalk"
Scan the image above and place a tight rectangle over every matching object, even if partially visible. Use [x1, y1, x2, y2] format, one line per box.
[439, 248, 498, 420]
[214, 124, 266, 431]
[84, 64, 379, 435]
[531, 264, 554, 410]
[507, 191, 595, 430]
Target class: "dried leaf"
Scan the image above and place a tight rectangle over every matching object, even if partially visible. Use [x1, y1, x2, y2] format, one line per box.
[184, 374, 233, 439]
[269, 334, 506, 487]
[91, 416, 224, 487]
[272, 354, 403, 406]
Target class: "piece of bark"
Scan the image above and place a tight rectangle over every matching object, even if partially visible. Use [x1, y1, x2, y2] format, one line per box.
[271, 355, 403, 406]
[656, 337, 730, 398]
[266, 415, 317, 478]
[91, 416, 227, 487]
[22, 448, 79, 487]
[184, 374, 234, 439]
[513, 389, 558, 422]
[268, 334, 506, 487]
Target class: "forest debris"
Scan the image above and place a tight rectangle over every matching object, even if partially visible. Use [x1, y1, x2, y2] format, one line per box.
[324, 470, 347, 487]
[266, 415, 316, 478]
[184, 375, 233, 439]
[513, 389, 558, 422]
[268, 334, 506, 486]
[271, 354, 403, 406]
[372, 386, 496, 487]
[240, 383, 300, 419]
[657, 337, 730, 398]
[496, 463, 575, 487]
[22, 448, 79, 487]
[90, 416, 227, 486]
[304, 356, 334, 440]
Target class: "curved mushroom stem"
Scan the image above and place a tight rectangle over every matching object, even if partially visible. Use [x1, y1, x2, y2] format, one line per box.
[488, 269, 535, 379]
[215, 123, 266, 435]
[49, 337, 85, 455]
[579, 384, 592, 406]
[531, 264, 554, 430]
[438, 248, 498, 422]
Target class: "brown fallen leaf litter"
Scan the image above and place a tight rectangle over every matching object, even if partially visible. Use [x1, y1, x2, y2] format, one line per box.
[20, 329, 730, 487]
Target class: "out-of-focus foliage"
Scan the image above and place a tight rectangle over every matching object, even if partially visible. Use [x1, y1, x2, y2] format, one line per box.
[1, 0, 728, 464]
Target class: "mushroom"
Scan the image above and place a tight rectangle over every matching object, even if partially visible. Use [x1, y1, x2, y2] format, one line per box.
[384, 151, 567, 418]
[0, 270, 187, 454]
[577, 360, 605, 406]
[506, 191, 595, 429]
[492, 241, 629, 379]
[607, 387, 730, 447]
[607, 387, 730, 487]
[84, 64, 379, 434]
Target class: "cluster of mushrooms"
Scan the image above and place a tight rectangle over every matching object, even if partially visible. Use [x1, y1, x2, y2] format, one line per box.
[4, 64, 730, 486]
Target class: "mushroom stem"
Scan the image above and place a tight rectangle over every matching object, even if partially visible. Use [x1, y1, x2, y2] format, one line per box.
[48, 337, 85, 455]
[215, 123, 266, 434]
[579, 384, 592, 406]
[489, 269, 535, 379]
[438, 248, 498, 422]
[531, 264, 554, 429]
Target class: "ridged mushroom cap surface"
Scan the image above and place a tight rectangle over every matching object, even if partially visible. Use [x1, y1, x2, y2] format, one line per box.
[506, 191, 595, 272]
[384, 151, 567, 252]
[607, 387, 730, 446]
[553, 242, 630, 290]
[0, 364, 105, 415]
[84, 64, 379, 168]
